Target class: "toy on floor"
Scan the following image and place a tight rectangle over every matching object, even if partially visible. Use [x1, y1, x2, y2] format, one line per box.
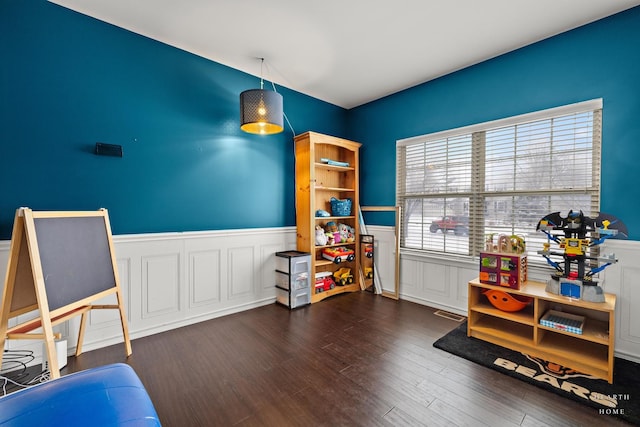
[536, 210, 627, 302]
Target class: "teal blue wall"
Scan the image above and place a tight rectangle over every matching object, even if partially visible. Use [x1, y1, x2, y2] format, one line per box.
[0, 0, 347, 238]
[349, 6, 640, 239]
[3, 2, 640, 240]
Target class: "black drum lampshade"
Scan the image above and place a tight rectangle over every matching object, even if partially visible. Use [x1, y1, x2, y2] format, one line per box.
[240, 88, 284, 135]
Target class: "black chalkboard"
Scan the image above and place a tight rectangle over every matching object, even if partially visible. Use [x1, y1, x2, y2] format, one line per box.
[33, 216, 116, 311]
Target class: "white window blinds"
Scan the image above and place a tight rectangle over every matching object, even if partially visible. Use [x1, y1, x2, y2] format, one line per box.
[396, 99, 602, 259]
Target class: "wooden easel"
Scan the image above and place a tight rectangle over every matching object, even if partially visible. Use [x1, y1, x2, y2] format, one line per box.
[0, 208, 132, 379]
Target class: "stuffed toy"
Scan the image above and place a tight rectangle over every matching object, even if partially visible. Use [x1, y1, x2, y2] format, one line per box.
[338, 223, 355, 243]
[326, 233, 335, 245]
[337, 223, 349, 243]
[315, 225, 328, 246]
[325, 221, 339, 244]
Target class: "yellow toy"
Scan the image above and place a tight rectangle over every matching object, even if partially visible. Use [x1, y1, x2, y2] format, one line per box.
[333, 267, 354, 286]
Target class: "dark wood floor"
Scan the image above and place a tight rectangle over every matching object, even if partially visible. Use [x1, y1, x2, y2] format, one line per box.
[65, 292, 630, 426]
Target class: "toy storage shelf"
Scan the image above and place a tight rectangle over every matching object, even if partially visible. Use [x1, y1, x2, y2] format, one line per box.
[467, 278, 616, 383]
[295, 131, 361, 303]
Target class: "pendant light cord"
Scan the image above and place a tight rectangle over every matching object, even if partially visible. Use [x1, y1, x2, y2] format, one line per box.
[272, 81, 296, 137]
[261, 58, 296, 136]
[259, 58, 265, 90]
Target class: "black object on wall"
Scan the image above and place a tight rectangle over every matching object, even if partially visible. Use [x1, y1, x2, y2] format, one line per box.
[95, 142, 123, 157]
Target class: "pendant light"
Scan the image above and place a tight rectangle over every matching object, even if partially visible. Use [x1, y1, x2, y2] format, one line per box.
[240, 58, 284, 135]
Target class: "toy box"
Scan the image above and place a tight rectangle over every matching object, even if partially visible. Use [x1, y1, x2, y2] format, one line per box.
[479, 252, 527, 289]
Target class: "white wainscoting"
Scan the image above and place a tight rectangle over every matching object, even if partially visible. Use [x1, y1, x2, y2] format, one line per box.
[396, 236, 640, 362]
[600, 240, 640, 363]
[0, 227, 298, 364]
[2, 226, 639, 365]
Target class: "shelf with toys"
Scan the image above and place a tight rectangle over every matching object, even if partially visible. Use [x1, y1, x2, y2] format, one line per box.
[295, 131, 362, 303]
[468, 278, 615, 383]
[468, 210, 627, 383]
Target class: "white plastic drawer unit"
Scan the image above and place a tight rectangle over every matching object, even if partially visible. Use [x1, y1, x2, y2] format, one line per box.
[275, 287, 310, 309]
[276, 271, 309, 291]
[275, 250, 311, 309]
[275, 250, 311, 274]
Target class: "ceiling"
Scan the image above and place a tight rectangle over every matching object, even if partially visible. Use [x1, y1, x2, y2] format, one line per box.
[49, 0, 640, 109]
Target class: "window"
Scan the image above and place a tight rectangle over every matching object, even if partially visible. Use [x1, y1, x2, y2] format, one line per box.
[396, 100, 602, 261]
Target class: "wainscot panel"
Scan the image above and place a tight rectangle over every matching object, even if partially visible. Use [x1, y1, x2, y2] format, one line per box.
[601, 240, 640, 363]
[0, 227, 297, 366]
[399, 250, 477, 316]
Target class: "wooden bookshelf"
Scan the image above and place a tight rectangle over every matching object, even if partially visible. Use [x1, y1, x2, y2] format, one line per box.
[294, 132, 361, 303]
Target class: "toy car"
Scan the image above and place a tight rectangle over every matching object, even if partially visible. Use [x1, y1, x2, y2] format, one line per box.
[322, 246, 355, 264]
[315, 271, 335, 293]
[364, 244, 373, 258]
[333, 267, 354, 286]
[364, 267, 373, 279]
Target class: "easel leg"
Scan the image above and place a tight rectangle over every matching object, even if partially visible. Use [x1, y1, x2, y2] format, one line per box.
[43, 327, 60, 379]
[75, 311, 88, 357]
[0, 211, 26, 373]
[118, 299, 132, 356]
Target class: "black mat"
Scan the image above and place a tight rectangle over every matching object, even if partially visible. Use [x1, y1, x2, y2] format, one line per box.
[434, 322, 640, 425]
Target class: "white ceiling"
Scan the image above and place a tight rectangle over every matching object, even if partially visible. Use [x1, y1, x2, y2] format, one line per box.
[49, 0, 640, 109]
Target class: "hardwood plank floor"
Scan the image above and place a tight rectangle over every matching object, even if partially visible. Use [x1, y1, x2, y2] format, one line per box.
[65, 292, 631, 426]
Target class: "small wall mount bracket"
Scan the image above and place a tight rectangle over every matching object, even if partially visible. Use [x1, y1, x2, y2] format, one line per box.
[95, 142, 123, 157]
